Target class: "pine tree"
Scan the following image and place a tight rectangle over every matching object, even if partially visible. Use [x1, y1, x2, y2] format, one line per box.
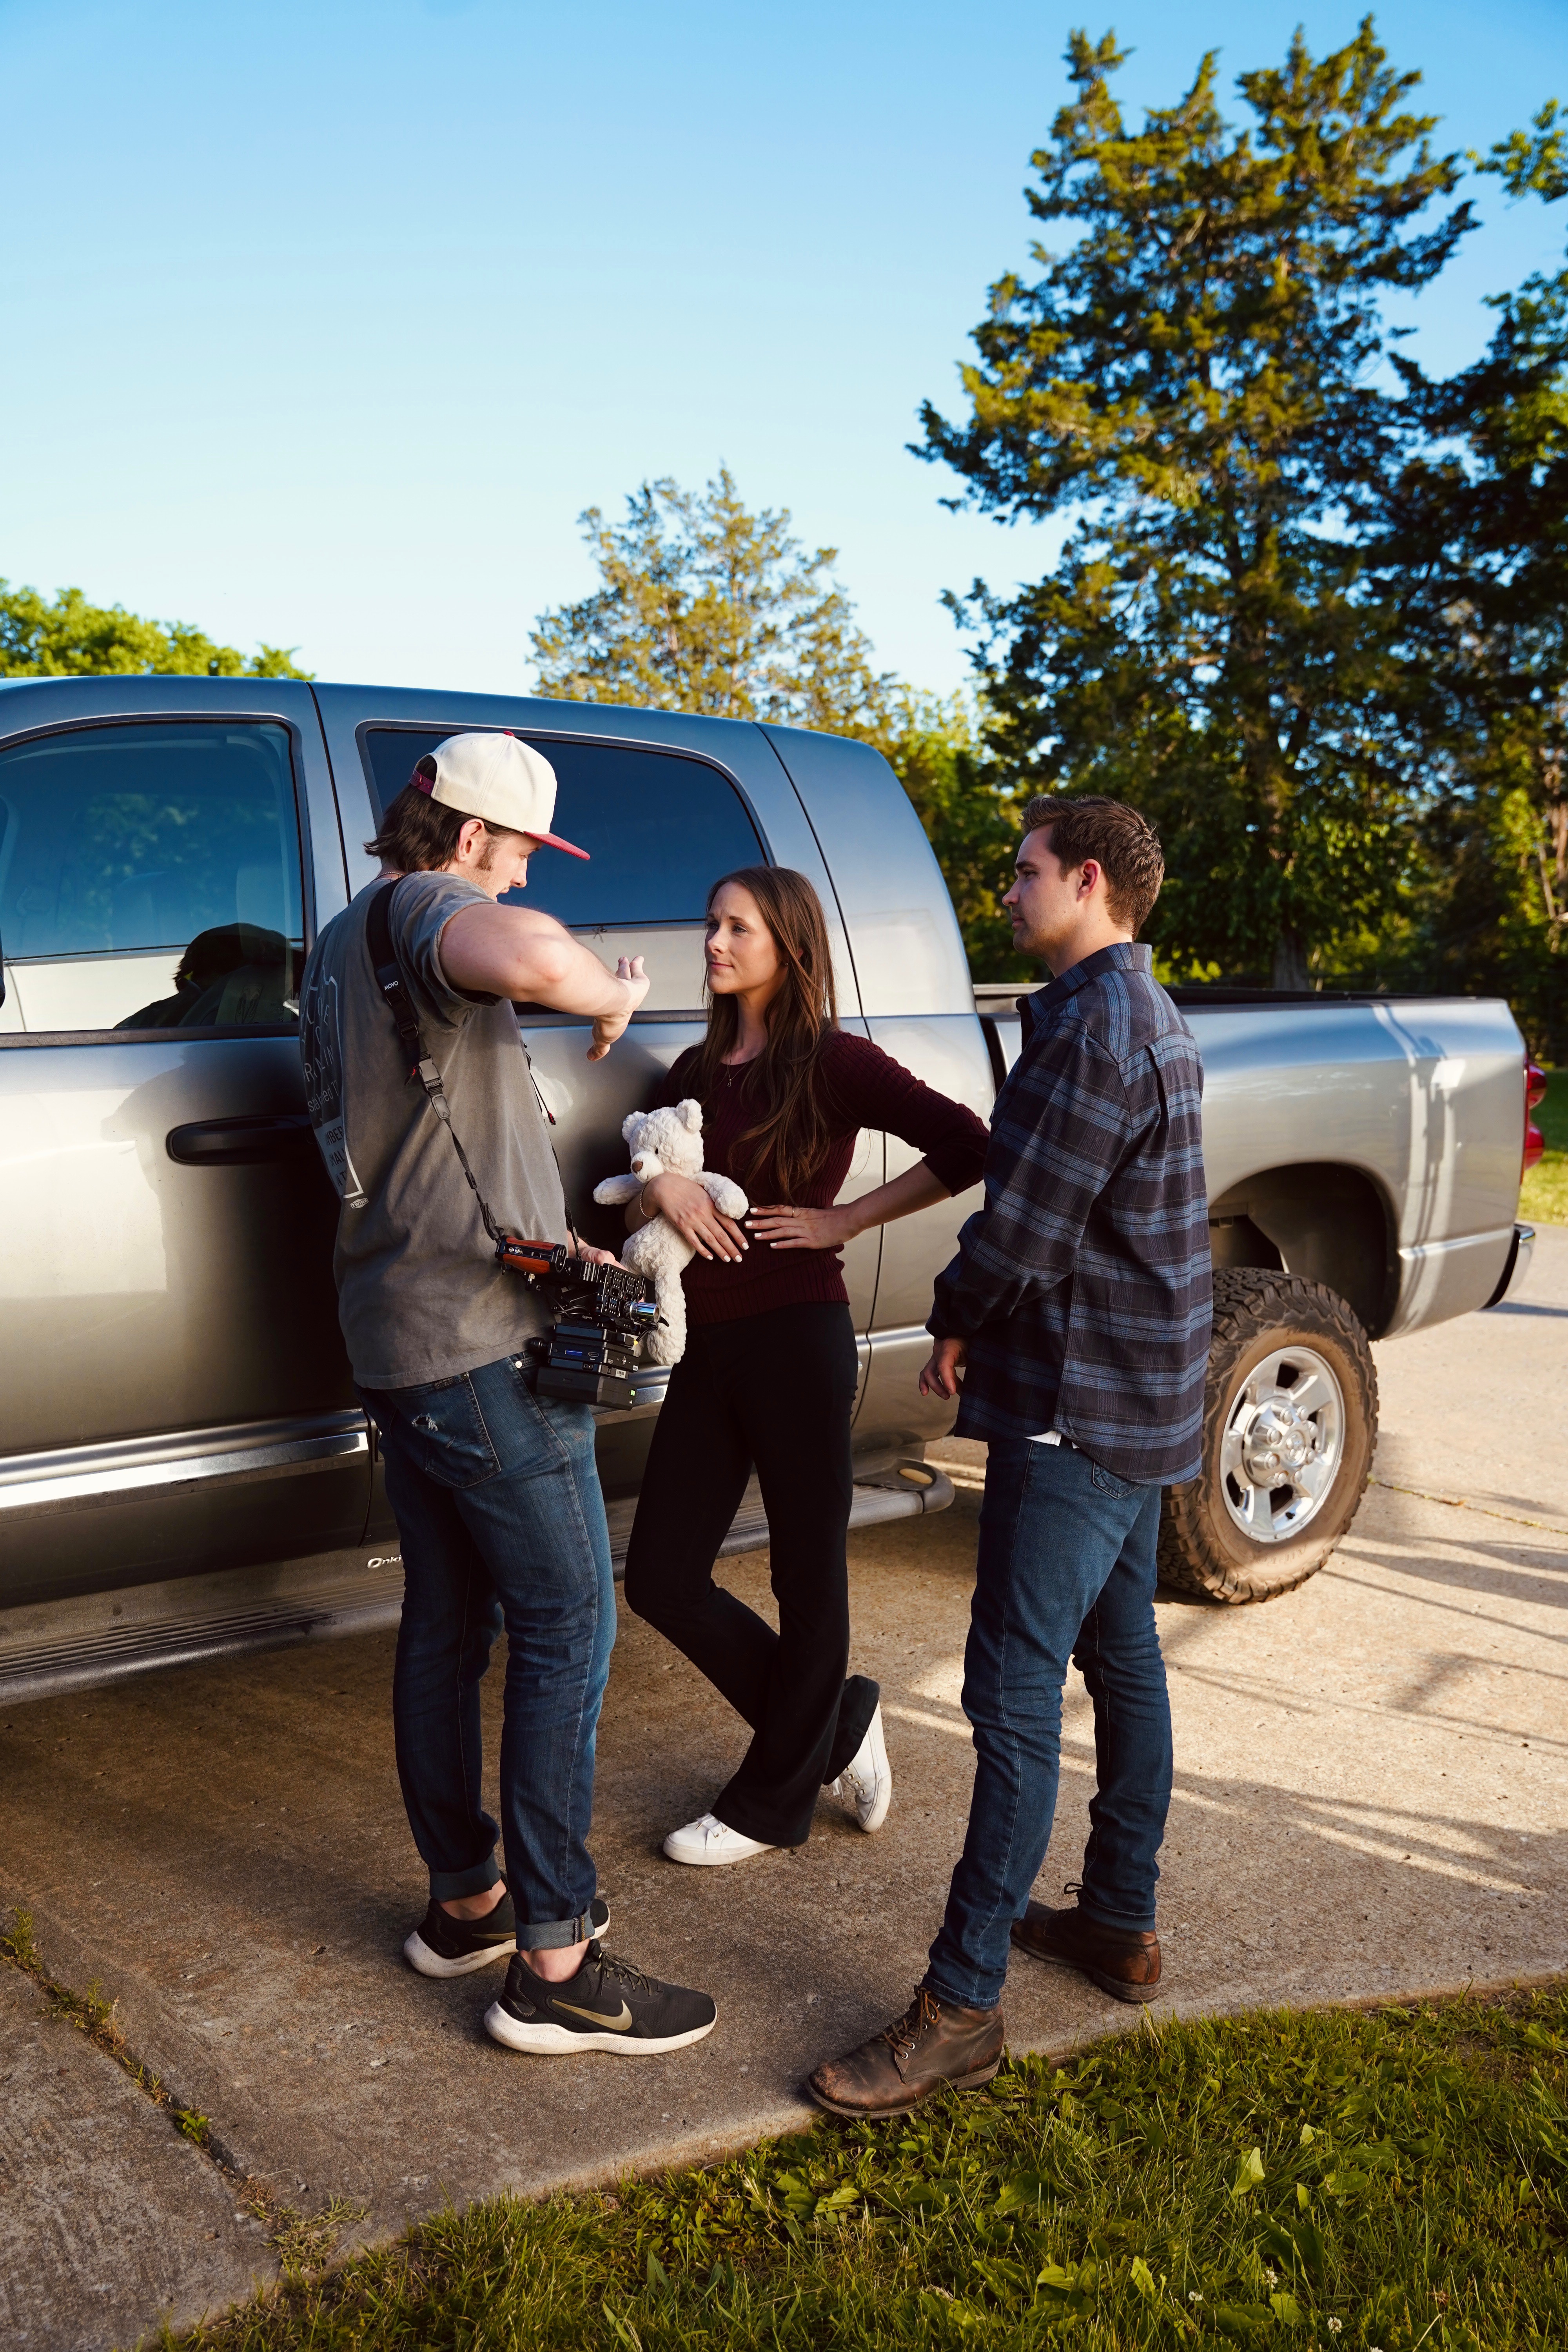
[920, 20, 1470, 984]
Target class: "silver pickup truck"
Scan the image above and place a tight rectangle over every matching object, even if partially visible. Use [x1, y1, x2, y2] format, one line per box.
[0, 677, 1535, 1698]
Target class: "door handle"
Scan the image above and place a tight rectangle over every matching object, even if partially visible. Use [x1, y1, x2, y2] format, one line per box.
[167, 1114, 316, 1165]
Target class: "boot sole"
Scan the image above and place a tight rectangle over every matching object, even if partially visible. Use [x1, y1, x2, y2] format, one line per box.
[807, 2056, 1000, 2118]
[1011, 1936, 1161, 2005]
[483, 2003, 717, 2055]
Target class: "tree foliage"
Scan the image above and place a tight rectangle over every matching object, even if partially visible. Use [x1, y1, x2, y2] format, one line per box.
[531, 469, 893, 735]
[921, 18, 1472, 986]
[1352, 98, 1568, 1048]
[0, 581, 309, 679]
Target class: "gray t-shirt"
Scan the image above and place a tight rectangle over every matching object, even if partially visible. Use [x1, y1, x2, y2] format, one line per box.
[299, 872, 563, 1388]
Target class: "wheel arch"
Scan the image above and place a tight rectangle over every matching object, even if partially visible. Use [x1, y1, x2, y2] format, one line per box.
[1207, 1160, 1398, 1339]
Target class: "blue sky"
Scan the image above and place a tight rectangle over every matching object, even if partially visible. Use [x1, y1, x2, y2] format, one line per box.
[3, 0, 1566, 698]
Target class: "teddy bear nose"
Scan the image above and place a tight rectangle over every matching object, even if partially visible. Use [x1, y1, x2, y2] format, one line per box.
[631, 1158, 644, 1174]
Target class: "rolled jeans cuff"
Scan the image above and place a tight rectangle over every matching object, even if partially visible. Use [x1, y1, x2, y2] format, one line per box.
[428, 1855, 503, 1903]
[921, 1967, 997, 2014]
[516, 1903, 603, 1953]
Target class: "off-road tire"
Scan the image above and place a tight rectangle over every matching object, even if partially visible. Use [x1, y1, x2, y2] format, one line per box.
[1157, 1269, 1377, 1604]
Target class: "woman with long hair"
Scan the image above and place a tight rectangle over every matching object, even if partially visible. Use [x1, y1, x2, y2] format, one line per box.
[621, 866, 989, 1867]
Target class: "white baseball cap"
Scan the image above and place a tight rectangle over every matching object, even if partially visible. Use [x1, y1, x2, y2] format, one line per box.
[415, 731, 589, 859]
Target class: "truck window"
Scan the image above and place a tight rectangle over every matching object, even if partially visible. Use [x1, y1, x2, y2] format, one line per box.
[0, 721, 305, 1034]
[361, 730, 765, 927]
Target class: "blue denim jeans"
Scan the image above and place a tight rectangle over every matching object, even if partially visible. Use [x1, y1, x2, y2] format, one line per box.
[357, 1353, 615, 1951]
[924, 1438, 1172, 2012]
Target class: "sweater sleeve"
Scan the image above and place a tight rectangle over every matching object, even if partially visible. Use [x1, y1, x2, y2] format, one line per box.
[818, 1031, 989, 1196]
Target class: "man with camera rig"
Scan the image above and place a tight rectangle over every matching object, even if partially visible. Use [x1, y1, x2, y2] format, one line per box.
[300, 731, 717, 2058]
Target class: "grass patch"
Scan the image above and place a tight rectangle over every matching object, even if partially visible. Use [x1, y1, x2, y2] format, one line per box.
[1520, 1069, 1567, 1228]
[166, 1987, 1568, 2351]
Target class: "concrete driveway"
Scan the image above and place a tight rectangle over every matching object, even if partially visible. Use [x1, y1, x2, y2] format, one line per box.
[3, 1231, 1565, 2350]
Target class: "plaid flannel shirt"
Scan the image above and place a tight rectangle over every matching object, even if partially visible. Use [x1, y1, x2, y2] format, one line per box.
[929, 942, 1212, 1485]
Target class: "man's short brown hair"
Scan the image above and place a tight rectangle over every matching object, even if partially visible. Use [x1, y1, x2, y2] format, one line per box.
[1021, 794, 1164, 935]
[365, 757, 523, 873]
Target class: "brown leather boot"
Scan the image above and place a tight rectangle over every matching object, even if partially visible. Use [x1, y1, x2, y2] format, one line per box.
[1010, 1901, 1162, 2004]
[807, 1987, 1004, 2118]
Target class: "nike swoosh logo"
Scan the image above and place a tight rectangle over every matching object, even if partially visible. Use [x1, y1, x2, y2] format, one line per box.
[553, 1996, 634, 2031]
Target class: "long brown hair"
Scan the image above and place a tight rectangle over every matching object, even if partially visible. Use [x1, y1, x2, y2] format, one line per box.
[688, 866, 839, 1199]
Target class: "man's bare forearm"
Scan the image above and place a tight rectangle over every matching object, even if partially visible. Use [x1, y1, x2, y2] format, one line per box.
[441, 900, 636, 1015]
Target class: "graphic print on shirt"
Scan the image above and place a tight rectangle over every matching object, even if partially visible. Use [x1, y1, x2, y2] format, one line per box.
[301, 967, 367, 1208]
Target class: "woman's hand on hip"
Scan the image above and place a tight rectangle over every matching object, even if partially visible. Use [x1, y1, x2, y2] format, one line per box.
[745, 1202, 858, 1252]
[641, 1172, 749, 1263]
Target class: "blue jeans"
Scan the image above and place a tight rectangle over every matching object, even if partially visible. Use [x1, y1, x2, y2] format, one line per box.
[358, 1354, 615, 1951]
[924, 1439, 1172, 2012]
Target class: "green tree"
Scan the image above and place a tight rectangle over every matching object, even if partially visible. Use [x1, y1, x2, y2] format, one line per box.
[920, 19, 1470, 985]
[0, 581, 309, 678]
[1368, 103, 1568, 1050]
[531, 468, 892, 734]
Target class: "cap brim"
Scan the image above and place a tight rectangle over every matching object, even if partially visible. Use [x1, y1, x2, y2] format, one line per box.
[523, 828, 590, 860]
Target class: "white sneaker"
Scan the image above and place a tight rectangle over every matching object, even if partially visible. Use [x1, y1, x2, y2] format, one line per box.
[827, 1702, 892, 1832]
[662, 1812, 777, 1867]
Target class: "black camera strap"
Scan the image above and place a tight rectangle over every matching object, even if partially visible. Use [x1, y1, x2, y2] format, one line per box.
[366, 876, 552, 1253]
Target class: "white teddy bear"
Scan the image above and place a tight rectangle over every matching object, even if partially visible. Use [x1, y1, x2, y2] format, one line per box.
[592, 1099, 749, 1366]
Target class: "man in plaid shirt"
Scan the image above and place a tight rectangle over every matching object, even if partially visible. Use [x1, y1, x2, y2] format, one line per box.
[811, 797, 1212, 2118]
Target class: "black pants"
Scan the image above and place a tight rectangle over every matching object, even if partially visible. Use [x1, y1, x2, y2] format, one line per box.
[623, 1301, 880, 1847]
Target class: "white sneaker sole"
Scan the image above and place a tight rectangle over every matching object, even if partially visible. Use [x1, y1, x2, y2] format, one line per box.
[483, 2002, 718, 2055]
[661, 1836, 776, 1867]
[403, 1928, 515, 1978]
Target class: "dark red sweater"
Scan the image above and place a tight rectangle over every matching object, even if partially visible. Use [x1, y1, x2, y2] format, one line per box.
[656, 1029, 990, 1327]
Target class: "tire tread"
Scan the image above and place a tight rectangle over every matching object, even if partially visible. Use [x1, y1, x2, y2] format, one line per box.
[1157, 1268, 1377, 1606]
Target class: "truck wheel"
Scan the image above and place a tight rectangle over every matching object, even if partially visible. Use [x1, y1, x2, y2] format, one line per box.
[1158, 1269, 1377, 1604]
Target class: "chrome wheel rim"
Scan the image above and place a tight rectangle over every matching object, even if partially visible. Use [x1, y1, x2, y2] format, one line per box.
[1218, 1345, 1345, 1546]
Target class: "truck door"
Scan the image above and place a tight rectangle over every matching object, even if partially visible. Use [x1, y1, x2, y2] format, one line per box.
[0, 690, 367, 1610]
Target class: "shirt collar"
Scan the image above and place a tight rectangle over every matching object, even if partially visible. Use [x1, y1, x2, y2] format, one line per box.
[1019, 940, 1151, 1032]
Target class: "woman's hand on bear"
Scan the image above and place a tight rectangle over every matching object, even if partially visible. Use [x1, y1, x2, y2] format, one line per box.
[744, 1202, 858, 1252]
[641, 1172, 749, 1263]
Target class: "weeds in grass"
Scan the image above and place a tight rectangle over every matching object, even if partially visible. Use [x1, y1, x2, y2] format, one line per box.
[256, 2200, 372, 2282]
[166, 1986, 1568, 2351]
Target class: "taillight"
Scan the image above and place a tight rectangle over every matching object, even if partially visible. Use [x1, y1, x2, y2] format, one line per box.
[1524, 1060, 1547, 1172]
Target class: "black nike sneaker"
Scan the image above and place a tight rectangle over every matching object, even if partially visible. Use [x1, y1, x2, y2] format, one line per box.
[404, 1891, 610, 1979]
[484, 1940, 717, 2055]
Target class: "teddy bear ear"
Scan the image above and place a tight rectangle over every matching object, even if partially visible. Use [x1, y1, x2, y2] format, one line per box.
[621, 1112, 641, 1143]
[678, 1098, 702, 1131]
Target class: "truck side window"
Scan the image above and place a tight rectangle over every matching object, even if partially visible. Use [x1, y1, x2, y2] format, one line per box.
[0, 721, 305, 1035]
[362, 730, 764, 924]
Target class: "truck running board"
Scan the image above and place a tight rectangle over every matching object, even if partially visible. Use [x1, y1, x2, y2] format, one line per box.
[0, 1465, 954, 1704]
